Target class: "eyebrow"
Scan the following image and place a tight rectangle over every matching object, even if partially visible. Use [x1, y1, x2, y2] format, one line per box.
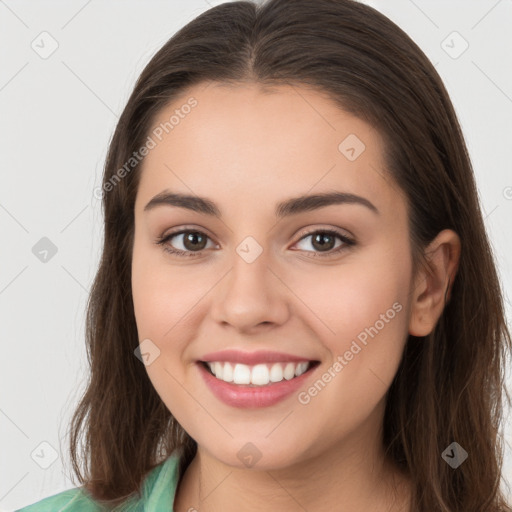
[143, 190, 379, 217]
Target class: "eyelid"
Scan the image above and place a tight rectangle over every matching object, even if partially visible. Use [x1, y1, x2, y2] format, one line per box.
[159, 224, 217, 241]
[159, 224, 353, 243]
[157, 226, 219, 252]
[291, 227, 355, 254]
[156, 224, 356, 257]
[294, 224, 354, 241]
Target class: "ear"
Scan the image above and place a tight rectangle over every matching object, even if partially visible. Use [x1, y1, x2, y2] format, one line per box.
[408, 229, 461, 337]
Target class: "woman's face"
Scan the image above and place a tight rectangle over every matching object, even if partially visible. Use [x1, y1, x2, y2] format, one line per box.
[131, 81, 417, 469]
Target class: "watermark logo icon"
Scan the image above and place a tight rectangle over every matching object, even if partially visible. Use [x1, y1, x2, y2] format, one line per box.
[31, 31, 59, 59]
[338, 134, 366, 161]
[441, 442, 468, 468]
[237, 442, 262, 468]
[236, 236, 263, 263]
[31, 441, 59, 469]
[32, 237, 58, 263]
[134, 338, 161, 366]
[441, 31, 469, 59]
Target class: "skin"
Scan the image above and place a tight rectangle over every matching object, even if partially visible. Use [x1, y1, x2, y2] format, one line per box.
[131, 81, 461, 511]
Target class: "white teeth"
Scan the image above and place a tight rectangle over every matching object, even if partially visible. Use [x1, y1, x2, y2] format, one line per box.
[214, 362, 224, 380]
[205, 361, 312, 386]
[251, 364, 270, 386]
[295, 362, 309, 377]
[222, 362, 234, 382]
[269, 363, 283, 382]
[233, 363, 251, 384]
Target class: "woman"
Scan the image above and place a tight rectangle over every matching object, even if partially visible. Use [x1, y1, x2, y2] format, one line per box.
[17, 0, 512, 510]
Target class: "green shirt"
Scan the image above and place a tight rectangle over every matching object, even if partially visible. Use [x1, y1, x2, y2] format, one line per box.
[15, 453, 181, 511]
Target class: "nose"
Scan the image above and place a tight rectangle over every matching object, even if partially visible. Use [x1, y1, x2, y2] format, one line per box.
[209, 250, 290, 334]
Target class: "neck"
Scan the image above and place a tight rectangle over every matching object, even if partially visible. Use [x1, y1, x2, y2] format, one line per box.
[173, 403, 411, 512]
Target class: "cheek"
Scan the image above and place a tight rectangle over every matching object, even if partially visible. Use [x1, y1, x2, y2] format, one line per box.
[290, 267, 410, 439]
[131, 239, 161, 336]
[131, 239, 206, 419]
[131, 236, 215, 349]
[292, 254, 408, 343]
[319, 252, 410, 404]
[291, 247, 410, 386]
[131, 232, 185, 333]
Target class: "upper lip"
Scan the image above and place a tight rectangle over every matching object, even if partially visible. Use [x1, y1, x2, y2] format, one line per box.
[198, 349, 317, 366]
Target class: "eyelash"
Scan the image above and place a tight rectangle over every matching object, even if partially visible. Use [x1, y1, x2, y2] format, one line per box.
[155, 227, 356, 259]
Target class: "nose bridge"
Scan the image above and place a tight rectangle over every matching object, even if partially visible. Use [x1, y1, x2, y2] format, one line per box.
[226, 233, 273, 304]
[210, 231, 289, 330]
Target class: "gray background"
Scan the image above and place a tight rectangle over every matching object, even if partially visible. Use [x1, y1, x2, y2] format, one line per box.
[1, 0, 511, 510]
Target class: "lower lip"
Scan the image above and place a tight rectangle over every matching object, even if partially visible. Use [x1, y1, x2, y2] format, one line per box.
[197, 361, 318, 409]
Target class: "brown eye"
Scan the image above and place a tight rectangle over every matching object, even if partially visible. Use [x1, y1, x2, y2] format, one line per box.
[156, 227, 355, 259]
[156, 229, 215, 257]
[181, 231, 208, 251]
[310, 232, 337, 252]
[293, 229, 356, 258]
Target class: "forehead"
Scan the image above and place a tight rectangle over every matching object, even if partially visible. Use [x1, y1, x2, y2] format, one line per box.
[135, 82, 404, 220]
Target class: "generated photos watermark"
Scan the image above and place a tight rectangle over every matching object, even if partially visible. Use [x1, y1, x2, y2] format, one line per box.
[93, 96, 198, 200]
[298, 301, 403, 405]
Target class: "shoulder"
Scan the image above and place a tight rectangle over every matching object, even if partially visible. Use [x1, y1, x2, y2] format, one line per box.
[14, 487, 103, 511]
[15, 452, 181, 511]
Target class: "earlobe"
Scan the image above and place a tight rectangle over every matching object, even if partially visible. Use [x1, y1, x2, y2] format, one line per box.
[408, 229, 461, 337]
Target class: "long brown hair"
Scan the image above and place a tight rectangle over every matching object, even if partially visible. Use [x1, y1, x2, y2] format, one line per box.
[68, 0, 512, 510]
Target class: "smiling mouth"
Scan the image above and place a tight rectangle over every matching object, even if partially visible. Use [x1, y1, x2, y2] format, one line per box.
[199, 360, 321, 387]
